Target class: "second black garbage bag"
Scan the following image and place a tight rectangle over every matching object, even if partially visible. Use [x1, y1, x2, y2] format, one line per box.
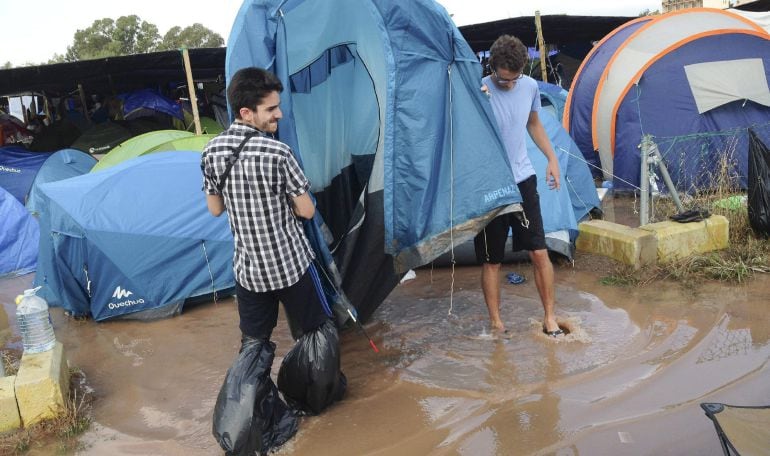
[278, 319, 347, 415]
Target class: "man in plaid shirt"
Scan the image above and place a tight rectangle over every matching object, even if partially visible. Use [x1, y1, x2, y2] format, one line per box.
[202, 67, 327, 342]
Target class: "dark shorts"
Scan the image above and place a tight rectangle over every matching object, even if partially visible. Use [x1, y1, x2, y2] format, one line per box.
[474, 174, 546, 264]
[236, 267, 328, 340]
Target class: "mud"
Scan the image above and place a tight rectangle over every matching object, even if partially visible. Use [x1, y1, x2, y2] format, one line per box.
[2, 255, 769, 456]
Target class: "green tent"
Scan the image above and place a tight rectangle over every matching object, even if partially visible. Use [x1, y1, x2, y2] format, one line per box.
[71, 121, 133, 156]
[187, 116, 225, 135]
[147, 134, 216, 153]
[91, 130, 193, 172]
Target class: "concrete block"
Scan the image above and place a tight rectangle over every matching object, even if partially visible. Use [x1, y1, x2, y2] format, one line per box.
[0, 375, 21, 433]
[14, 342, 69, 426]
[576, 220, 658, 267]
[640, 215, 729, 263]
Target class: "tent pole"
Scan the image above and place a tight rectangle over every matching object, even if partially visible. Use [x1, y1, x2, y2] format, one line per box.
[535, 11, 547, 82]
[650, 139, 683, 212]
[640, 135, 651, 225]
[181, 48, 202, 136]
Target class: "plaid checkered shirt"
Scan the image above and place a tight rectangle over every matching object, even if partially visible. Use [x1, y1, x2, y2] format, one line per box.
[202, 122, 314, 292]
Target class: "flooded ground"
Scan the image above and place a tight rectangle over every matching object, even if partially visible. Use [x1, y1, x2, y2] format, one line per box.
[1, 196, 769, 455]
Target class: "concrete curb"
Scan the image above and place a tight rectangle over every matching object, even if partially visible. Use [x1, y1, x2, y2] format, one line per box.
[577, 215, 730, 267]
[0, 341, 69, 432]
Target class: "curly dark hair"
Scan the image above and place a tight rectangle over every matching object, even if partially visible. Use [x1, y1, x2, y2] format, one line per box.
[227, 67, 283, 119]
[488, 35, 528, 73]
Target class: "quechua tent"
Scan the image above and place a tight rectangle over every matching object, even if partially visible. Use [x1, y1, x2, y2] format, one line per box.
[0, 145, 53, 204]
[227, 0, 523, 322]
[27, 148, 96, 214]
[0, 187, 38, 276]
[34, 152, 234, 320]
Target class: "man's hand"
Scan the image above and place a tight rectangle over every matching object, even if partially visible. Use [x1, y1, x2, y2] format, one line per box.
[545, 159, 561, 190]
[292, 192, 315, 219]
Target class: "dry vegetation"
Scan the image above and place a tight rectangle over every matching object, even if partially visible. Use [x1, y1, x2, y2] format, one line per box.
[598, 152, 770, 287]
[0, 354, 92, 455]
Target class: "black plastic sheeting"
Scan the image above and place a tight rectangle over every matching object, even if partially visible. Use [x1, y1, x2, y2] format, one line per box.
[0, 48, 225, 96]
[213, 337, 298, 456]
[1, 17, 635, 96]
[734, 0, 770, 11]
[458, 15, 635, 53]
[277, 319, 347, 415]
[748, 129, 770, 238]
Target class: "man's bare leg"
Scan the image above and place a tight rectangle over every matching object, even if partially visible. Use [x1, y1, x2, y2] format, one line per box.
[481, 262, 505, 331]
[529, 249, 559, 333]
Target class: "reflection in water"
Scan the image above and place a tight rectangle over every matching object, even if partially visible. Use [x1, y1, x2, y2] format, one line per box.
[1, 266, 769, 455]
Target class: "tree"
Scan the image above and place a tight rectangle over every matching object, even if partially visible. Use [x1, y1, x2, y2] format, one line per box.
[639, 8, 660, 16]
[57, 16, 224, 62]
[47, 54, 67, 65]
[64, 15, 161, 61]
[158, 23, 224, 51]
[2, 61, 12, 70]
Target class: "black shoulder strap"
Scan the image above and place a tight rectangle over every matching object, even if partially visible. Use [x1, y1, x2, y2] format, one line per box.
[216, 132, 259, 193]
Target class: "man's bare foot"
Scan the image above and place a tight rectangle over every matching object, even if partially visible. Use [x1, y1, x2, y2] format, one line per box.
[543, 319, 565, 338]
[491, 326, 512, 339]
[543, 318, 560, 333]
[491, 320, 505, 332]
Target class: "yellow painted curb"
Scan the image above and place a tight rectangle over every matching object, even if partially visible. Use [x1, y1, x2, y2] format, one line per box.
[14, 342, 69, 427]
[576, 220, 658, 267]
[0, 375, 21, 433]
[640, 215, 729, 263]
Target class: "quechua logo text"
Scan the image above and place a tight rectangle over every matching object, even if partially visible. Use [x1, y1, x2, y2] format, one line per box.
[109, 286, 145, 310]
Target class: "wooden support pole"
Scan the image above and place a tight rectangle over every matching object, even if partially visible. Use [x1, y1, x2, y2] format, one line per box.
[43, 94, 51, 124]
[21, 96, 28, 125]
[77, 84, 91, 124]
[181, 48, 202, 135]
[535, 11, 548, 83]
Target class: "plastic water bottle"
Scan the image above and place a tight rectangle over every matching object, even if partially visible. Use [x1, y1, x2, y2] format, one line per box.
[15, 287, 56, 354]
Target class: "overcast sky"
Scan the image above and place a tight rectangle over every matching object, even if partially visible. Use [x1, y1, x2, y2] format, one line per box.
[1, 0, 661, 67]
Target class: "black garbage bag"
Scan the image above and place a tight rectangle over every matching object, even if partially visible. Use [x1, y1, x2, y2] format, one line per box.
[748, 130, 770, 238]
[213, 337, 298, 456]
[277, 319, 347, 415]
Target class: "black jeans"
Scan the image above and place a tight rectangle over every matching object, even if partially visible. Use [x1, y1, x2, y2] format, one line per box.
[236, 268, 328, 340]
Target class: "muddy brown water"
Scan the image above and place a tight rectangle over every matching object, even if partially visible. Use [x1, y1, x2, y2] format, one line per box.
[1, 198, 769, 455]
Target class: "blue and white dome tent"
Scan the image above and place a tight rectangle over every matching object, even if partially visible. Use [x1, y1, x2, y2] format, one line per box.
[34, 152, 234, 320]
[227, 0, 523, 322]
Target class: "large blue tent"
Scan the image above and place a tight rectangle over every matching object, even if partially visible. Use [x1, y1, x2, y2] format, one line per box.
[34, 152, 234, 320]
[534, 106, 600, 257]
[27, 148, 96, 215]
[227, 0, 523, 322]
[0, 187, 38, 277]
[0, 146, 53, 204]
[1, 146, 95, 276]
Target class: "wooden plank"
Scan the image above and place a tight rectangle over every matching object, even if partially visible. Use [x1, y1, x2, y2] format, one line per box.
[181, 48, 202, 136]
[535, 11, 547, 82]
